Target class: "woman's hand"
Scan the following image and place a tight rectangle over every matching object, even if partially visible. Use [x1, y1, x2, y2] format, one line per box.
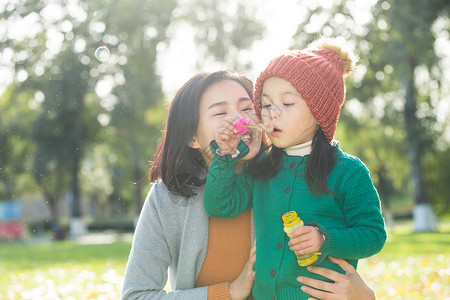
[215, 117, 242, 156]
[289, 226, 325, 255]
[229, 240, 256, 300]
[297, 256, 375, 300]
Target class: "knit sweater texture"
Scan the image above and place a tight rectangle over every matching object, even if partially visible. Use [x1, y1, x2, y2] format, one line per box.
[121, 181, 255, 299]
[204, 141, 387, 300]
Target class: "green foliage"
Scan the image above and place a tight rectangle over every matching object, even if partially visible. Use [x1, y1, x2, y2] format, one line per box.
[31, 50, 95, 172]
[336, 113, 411, 209]
[423, 148, 450, 215]
[181, 0, 266, 70]
[0, 0, 266, 218]
[90, 0, 178, 212]
[0, 85, 39, 199]
[291, 0, 450, 215]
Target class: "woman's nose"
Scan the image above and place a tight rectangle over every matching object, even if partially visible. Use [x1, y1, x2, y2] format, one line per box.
[235, 112, 252, 123]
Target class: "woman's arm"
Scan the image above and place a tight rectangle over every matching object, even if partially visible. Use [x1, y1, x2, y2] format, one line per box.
[121, 186, 209, 299]
[122, 184, 255, 300]
[297, 256, 375, 300]
[229, 240, 256, 300]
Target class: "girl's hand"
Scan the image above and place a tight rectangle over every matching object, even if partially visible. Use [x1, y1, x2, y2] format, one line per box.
[229, 240, 256, 300]
[289, 226, 325, 255]
[215, 117, 241, 156]
[297, 256, 376, 300]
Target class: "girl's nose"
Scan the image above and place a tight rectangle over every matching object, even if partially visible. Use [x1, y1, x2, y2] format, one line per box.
[269, 106, 280, 120]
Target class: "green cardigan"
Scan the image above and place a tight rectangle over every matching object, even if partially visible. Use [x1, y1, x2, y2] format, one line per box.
[204, 141, 386, 300]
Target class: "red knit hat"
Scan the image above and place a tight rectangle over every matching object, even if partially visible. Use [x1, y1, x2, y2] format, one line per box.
[254, 38, 357, 143]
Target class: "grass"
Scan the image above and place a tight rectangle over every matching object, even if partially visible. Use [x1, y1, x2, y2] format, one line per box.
[0, 223, 449, 299]
[0, 241, 131, 300]
[0, 242, 131, 270]
[357, 222, 450, 300]
[382, 232, 450, 256]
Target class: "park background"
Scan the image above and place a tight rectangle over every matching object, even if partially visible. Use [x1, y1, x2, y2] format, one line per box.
[0, 0, 449, 299]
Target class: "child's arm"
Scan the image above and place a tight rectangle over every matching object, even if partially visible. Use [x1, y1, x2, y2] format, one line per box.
[288, 226, 325, 255]
[214, 117, 242, 156]
[291, 159, 386, 260]
[322, 161, 387, 259]
[204, 118, 254, 218]
[204, 140, 254, 218]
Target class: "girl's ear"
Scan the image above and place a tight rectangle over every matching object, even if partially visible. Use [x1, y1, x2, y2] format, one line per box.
[189, 136, 201, 149]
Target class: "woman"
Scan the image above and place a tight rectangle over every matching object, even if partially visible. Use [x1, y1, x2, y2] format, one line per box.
[121, 70, 375, 300]
[122, 71, 260, 300]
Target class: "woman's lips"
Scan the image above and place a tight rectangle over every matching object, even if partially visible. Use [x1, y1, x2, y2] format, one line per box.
[241, 132, 253, 144]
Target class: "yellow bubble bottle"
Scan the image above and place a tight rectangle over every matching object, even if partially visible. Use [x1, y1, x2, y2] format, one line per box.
[282, 211, 318, 267]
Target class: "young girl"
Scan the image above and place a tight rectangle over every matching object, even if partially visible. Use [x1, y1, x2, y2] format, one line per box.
[203, 39, 386, 299]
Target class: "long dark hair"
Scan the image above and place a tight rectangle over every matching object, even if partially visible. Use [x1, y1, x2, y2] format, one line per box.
[248, 127, 337, 196]
[149, 70, 254, 197]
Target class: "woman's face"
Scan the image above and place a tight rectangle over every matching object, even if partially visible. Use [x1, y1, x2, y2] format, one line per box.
[191, 79, 262, 167]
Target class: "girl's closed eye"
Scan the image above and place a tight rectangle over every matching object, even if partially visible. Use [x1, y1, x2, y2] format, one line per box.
[262, 103, 271, 109]
[283, 103, 295, 107]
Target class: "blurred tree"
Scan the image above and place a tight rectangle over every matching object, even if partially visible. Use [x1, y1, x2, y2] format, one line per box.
[100, 0, 265, 217]
[180, 0, 265, 71]
[1, 1, 105, 236]
[336, 110, 409, 228]
[31, 49, 98, 236]
[0, 87, 39, 201]
[99, 0, 177, 215]
[423, 147, 450, 215]
[291, 0, 449, 231]
[0, 0, 266, 230]
[80, 144, 114, 217]
[1, 0, 173, 233]
[0, 1, 45, 202]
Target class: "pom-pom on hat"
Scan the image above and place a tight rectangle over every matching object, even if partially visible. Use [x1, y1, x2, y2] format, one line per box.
[253, 37, 357, 143]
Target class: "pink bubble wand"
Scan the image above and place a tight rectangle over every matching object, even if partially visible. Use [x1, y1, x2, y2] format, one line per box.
[233, 118, 274, 134]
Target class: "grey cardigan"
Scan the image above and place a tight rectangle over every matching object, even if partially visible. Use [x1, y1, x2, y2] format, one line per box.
[121, 181, 254, 299]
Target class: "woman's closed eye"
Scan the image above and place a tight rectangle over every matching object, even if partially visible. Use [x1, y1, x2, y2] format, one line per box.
[262, 104, 271, 109]
[212, 111, 227, 117]
[283, 103, 295, 107]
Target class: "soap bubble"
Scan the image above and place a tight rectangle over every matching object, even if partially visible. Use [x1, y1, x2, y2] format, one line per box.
[95, 46, 110, 61]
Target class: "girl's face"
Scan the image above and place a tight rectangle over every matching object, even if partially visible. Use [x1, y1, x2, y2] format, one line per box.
[260, 76, 318, 148]
[191, 79, 262, 167]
